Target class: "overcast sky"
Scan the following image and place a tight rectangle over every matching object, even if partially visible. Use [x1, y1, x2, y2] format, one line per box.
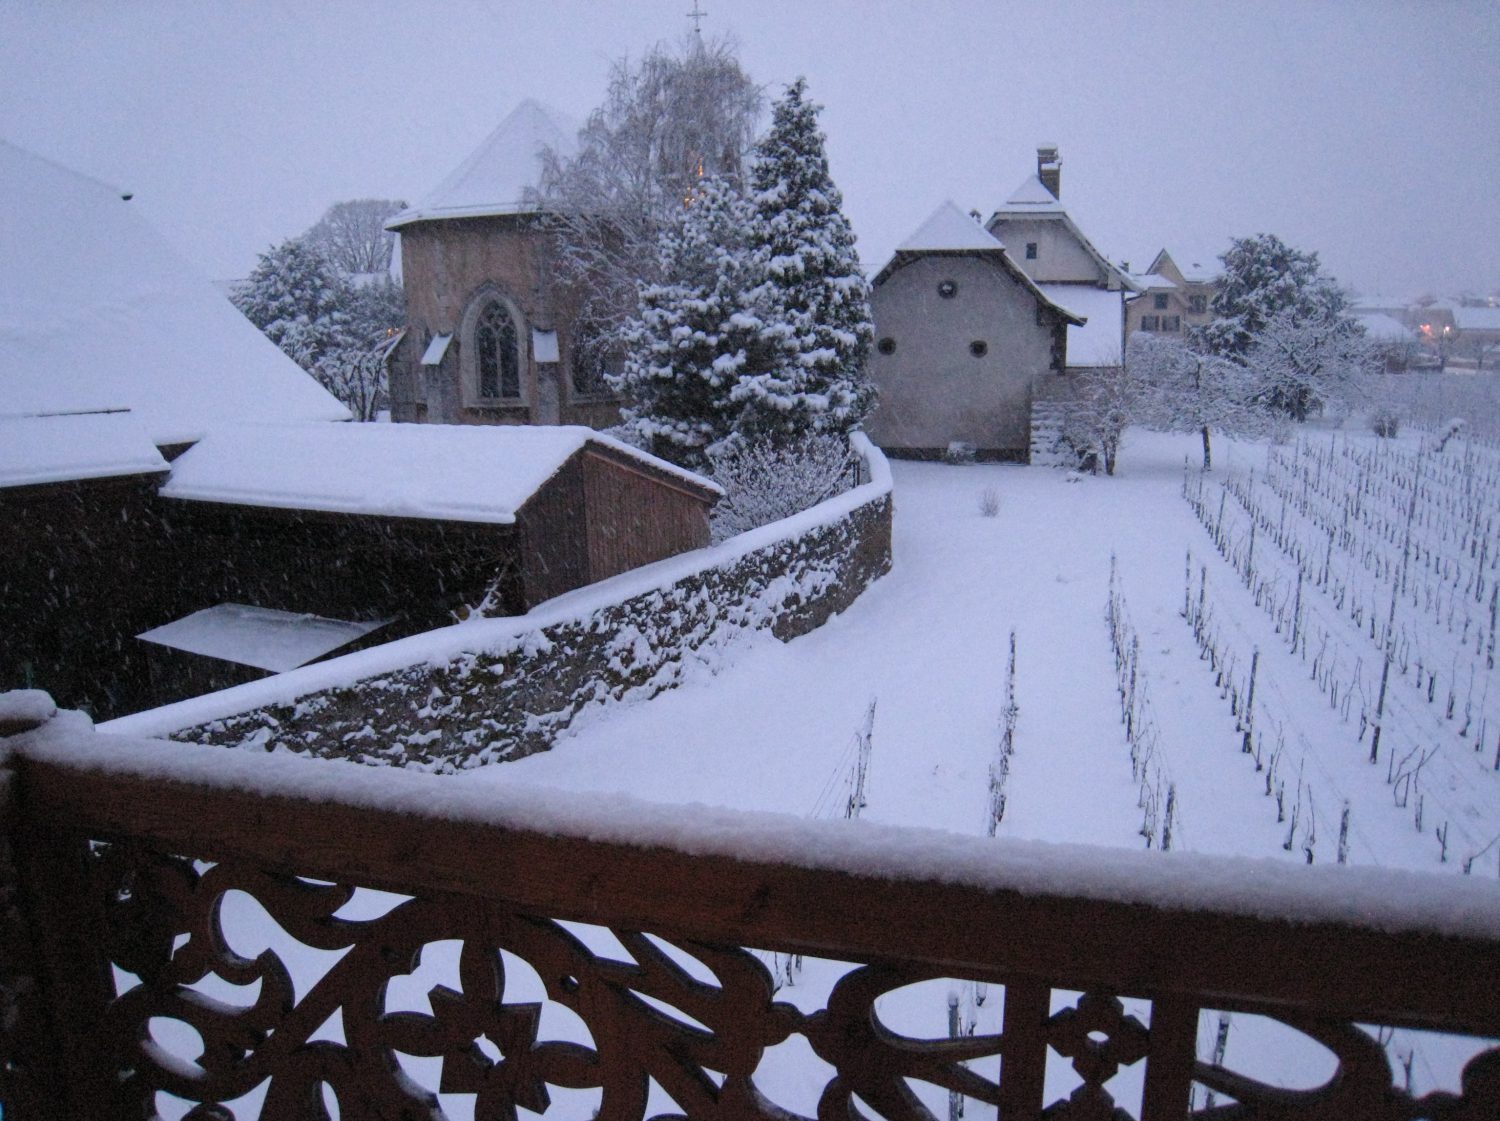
[3, 1, 1496, 297]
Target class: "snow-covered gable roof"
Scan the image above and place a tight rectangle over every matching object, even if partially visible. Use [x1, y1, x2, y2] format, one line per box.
[1038, 283, 1125, 367]
[1354, 312, 1415, 342]
[159, 422, 719, 524]
[988, 172, 1135, 292]
[1003, 173, 1065, 210]
[0, 140, 350, 447]
[896, 200, 1005, 253]
[873, 202, 1084, 327]
[1130, 273, 1176, 291]
[1455, 306, 1500, 332]
[0, 411, 168, 488]
[387, 100, 579, 230]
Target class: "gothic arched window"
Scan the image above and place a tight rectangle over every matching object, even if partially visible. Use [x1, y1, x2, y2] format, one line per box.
[475, 301, 520, 399]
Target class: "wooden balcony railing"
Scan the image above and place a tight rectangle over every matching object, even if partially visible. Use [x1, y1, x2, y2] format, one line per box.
[3, 705, 1499, 1120]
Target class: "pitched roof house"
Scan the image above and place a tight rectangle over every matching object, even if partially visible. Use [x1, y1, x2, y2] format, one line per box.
[986, 147, 1134, 372]
[386, 101, 622, 431]
[1126, 248, 1221, 341]
[866, 201, 1082, 461]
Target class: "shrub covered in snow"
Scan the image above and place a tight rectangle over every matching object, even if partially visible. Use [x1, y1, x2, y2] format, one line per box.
[709, 433, 854, 542]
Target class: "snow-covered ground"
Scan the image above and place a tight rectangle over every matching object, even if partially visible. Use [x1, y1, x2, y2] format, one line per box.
[470, 428, 1478, 875]
[143, 427, 1498, 1118]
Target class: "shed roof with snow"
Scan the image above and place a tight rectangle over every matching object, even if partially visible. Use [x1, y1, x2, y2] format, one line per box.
[386, 100, 580, 230]
[1353, 312, 1415, 342]
[160, 422, 719, 523]
[0, 412, 168, 489]
[0, 140, 351, 448]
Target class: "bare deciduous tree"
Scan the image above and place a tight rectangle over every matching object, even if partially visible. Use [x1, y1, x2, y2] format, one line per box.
[531, 36, 762, 349]
[302, 198, 407, 276]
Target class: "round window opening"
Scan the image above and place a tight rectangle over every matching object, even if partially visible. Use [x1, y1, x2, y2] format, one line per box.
[877, 337, 896, 355]
[970, 340, 989, 357]
[937, 279, 958, 299]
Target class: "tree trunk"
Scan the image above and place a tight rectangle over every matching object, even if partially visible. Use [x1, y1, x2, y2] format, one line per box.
[1201, 426, 1213, 471]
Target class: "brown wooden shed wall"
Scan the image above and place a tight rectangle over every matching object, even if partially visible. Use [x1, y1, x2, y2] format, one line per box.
[513, 455, 590, 609]
[581, 452, 712, 582]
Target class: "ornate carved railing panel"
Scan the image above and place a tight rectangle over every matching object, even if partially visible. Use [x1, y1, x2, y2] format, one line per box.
[4, 745, 1500, 1121]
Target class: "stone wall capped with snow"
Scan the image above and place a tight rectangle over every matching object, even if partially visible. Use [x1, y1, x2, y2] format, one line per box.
[164, 447, 892, 771]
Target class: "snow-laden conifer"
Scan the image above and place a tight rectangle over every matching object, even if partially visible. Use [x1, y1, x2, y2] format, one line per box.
[616, 175, 788, 469]
[234, 238, 349, 371]
[739, 78, 875, 442]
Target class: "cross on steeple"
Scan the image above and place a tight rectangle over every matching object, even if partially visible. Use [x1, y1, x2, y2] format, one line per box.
[687, 0, 707, 35]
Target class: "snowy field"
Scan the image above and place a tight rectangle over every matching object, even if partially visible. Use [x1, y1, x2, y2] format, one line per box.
[153, 426, 1500, 1118]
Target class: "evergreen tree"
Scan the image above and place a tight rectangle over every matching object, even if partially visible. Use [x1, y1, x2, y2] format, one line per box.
[234, 238, 403, 420]
[234, 238, 349, 370]
[739, 77, 875, 442]
[616, 175, 787, 469]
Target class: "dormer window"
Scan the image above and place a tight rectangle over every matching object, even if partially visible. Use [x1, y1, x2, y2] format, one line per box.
[1154, 294, 1169, 310]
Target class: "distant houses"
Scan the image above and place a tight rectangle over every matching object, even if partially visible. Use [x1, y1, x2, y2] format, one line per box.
[1125, 248, 1221, 341]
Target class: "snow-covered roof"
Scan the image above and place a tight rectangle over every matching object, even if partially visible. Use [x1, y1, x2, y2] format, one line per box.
[1001, 173, 1063, 210]
[1455, 306, 1500, 331]
[1038, 283, 1125, 367]
[896, 200, 1005, 252]
[1353, 312, 1415, 342]
[137, 603, 389, 673]
[0, 411, 168, 488]
[1130, 273, 1176, 291]
[0, 140, 351, 447]
[159, 422, 719, 523]
[873, 203, 1084, 327]
[387, 100, 579, 229]
[989, 174, 1135, 293]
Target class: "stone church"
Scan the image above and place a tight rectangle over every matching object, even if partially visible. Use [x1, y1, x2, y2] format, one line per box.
[386, 100, 621, 430]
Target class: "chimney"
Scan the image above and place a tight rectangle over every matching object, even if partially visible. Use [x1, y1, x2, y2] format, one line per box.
[1037, 145, 1061, 199]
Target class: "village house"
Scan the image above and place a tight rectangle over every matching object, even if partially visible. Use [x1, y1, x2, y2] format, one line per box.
[385, 100, 622, 430]
[985, 147, 1135, 375]
[1125, 248, 1221, 340]
[865, 200, 1081, 461]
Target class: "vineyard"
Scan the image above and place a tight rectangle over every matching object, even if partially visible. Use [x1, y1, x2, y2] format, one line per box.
[1182, 421, 1500, 875]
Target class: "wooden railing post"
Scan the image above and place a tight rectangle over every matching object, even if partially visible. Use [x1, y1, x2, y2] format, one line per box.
[1, 697, 67, 1120]
[997, 978, 1050, 1121]
[1, 703, 127, 1120]
[1140, 995, 1199, 1121]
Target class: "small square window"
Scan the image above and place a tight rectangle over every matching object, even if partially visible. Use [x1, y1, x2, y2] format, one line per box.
[1140, 315, 1160, 331]
[1162, 315, 1181, 332]
[1025, 242, 1038, 260]
[1154, 293, 1169, 310]
[969, 340, 988, 357]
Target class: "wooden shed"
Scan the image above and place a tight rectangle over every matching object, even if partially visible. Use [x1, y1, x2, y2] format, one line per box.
[157, 422, 721, 625]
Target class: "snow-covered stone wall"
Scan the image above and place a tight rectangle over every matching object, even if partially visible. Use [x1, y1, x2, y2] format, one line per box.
[157, 441, 892, 772]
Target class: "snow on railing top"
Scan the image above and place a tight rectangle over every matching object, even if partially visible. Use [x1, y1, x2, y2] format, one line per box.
[11, 703, 1500, 943]
[100, 435, 892, 740]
